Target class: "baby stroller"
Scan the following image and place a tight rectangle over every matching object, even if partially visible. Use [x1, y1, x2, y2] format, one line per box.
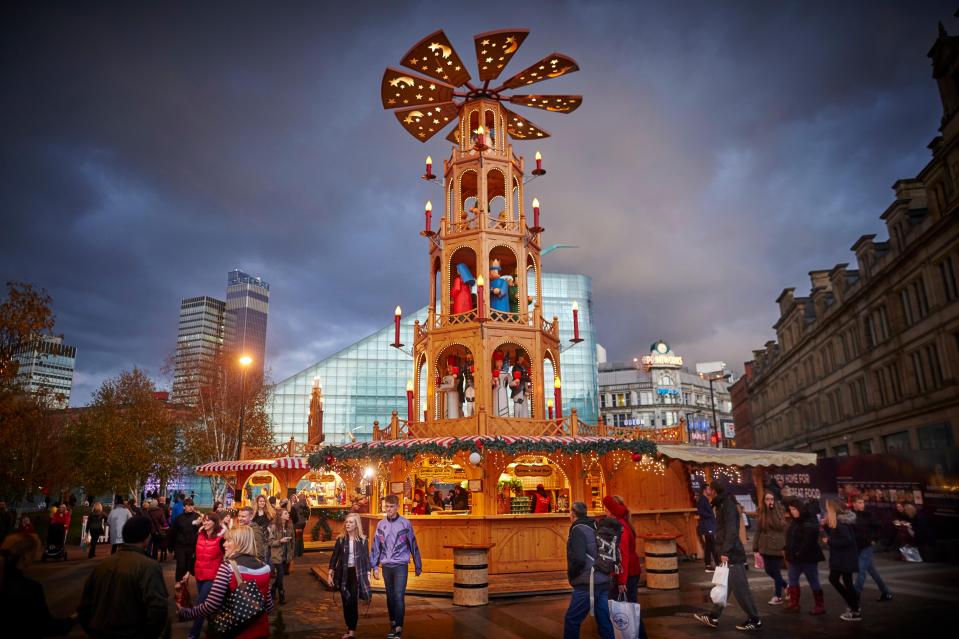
[42, 523, 68, 562]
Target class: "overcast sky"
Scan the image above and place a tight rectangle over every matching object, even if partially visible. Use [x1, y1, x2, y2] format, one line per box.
[2, 1, 953, 405]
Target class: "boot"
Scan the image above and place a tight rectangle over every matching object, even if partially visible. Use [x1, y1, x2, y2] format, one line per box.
[279, 588, 286, 605]
[270, 583, 278, 602]
[783, 586, 801, 613]
[810, 589, 826, 615]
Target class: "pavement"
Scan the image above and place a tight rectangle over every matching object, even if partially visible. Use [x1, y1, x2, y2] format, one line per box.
[31, 545, 954, 638]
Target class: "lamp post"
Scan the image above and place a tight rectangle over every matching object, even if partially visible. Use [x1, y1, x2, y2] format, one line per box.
[699, 370, 731, 449]
[235, 355, 253, 461]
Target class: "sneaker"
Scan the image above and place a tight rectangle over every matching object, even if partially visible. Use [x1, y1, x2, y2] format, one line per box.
[878, 592, 893, 602]
[386, 631, 396, 639]
[767, 596, 783, 605]
[705, 565, 715, 573]
[840, 611, 862, 622]
[735, 618, 763, 631]
[694, 613, 719, 629]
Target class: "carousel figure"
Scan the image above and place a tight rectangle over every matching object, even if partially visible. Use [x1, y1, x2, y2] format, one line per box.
[489, 259, 510, 312]
[510, 354, 530, 418]
[492, 352, 511, 417]
[439, 364, 460, 418]
[451, 263, 475, 314]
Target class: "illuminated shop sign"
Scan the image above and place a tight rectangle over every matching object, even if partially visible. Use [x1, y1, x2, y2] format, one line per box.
[641, 354, 684, 369]
[656, 387, 681, 396]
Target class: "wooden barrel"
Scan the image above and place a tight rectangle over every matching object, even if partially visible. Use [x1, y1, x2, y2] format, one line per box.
[643, 537, 679, 590]
[450, 547, 490, 606]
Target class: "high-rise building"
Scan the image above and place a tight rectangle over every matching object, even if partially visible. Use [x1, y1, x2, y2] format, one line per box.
[172, 296, 226, 405]
[225, 269, 270, 374]
[13, 335, 76, 408]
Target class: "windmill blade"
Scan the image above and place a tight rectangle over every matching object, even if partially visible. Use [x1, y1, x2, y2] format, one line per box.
[446, 126, 461, 145]
[473, 28, 529, 82]
[509, 94, 582, 114]
[381, 67, 456, 109]
[394, 102, 459, 142]
[400, 30, 472, 87]
[502, 106, 550, 140]
[498, 53, 579, 90]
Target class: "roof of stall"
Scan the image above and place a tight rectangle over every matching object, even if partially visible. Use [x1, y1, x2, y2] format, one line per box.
[657, 445, 816, 467]
[195, 456, 311, 476]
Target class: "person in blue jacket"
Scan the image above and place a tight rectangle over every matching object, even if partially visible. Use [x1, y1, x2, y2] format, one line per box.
[697, 488, 720, 571]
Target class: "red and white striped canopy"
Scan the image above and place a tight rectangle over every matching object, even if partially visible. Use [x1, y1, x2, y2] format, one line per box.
[195, 456, 311, 476]
[338, 435, 624, 449]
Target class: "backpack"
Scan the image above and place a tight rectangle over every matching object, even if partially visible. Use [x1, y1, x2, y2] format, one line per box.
[592, 517, 622, 575]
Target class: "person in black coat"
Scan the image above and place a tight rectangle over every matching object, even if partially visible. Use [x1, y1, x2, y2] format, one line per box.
[824, 499, 861, 621]
[172, 498, 200, 581]
[327, 513, 371, 639]
[852, 496, 892, 601]
[0, 533, 74, 638]
[783, 497, 826, 614]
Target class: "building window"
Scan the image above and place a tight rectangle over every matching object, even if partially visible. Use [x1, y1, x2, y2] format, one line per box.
[614, 392, 628, 408]
[882, 431, 911, 453]
[926, 343, 944, 390]
[600, 394, 607, 408]
[900, 288, 914, 326]
[939, 255, 958, 303]
[855, 439, 873, 455]
[833, 444, 849, 457]
[918, 423, 954, 450]
[912, 278, 929, 320]
[911, 351, 927, 394]
[873, 370, 886, 406]
[814, 449, 826, 458]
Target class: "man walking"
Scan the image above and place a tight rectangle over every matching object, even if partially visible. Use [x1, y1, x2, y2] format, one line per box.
[694, 480, 762, 631]
[563, 501, 614, 639]
[77, 515, 170, 639]
[852, 496, 893, 601]
[171, 498, 200, 582]
[107, 497, 132, 554]
[370, 494, 422, 639]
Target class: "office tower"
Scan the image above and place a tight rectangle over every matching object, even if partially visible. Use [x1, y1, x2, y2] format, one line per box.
[225, 269, 270, 374]
[172, 296, 226, 405]
[13, 335, 76, 408]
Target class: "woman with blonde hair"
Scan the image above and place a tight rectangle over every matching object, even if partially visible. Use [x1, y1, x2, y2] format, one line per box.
[823, 499, 861, 622]
[1, 532, 74, 636]
[87, 502, 105, 559]
[753, 492, 787, 604]
[177, 525, 274, 639]
[268, 508, 295, 604]
[252, 494, 274, 563]
[328, 512, 372, 639]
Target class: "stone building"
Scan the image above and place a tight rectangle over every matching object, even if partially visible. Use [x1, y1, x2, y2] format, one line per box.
[735, 25, 959, 456]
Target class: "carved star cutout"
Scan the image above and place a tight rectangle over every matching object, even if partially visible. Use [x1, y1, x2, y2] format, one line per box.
[387, 98, 396, 105]
[436, 67, 443, 73]
[410, 58, 418, 64]
[429, 84, 436, 90]
[481, 39, 489, 45]
[454, 65, 461, 71]
[486, 57, 493, 63]
[481, 49, 487, 55]
[433, 119, 440, 124]
[416, 94, 423, 100]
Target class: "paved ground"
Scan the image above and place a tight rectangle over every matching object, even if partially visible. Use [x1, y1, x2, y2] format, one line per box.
[32, 545, 955, 637]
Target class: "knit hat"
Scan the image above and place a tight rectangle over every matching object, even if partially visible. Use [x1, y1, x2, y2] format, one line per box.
[602, 495, 627, 518]
[122, 515, 153, 544]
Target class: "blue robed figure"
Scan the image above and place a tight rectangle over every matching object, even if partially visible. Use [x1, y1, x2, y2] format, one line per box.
[489, 260, 510, 312]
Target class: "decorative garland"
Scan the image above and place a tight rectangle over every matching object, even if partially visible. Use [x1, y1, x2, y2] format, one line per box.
[308, 436, 657, 469]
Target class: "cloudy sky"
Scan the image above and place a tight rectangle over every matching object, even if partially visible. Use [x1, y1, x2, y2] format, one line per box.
[2, 1, 952, 405]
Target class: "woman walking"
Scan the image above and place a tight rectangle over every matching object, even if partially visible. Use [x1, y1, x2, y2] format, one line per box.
[268, 508, 295, 604]
[327, 512, 372, 639]
[86, 502, 105, 559]
[783, 498, 826, 614]
[753, 492, 787, 604]
[824, 499, 862, 622]
[188, 512, 225, 639]
[253, 494, 274, 564]
[177, 526, 273, 639]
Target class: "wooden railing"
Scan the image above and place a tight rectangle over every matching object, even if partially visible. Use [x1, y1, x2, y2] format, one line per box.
[244, 437, 324, 460]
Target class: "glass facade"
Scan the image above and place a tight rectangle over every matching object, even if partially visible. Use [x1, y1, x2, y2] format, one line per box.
[268, 272, 598, 444]
[14, 335, 77, 408]
[172, 296, 226, 405]
[225, 269, 270, 375]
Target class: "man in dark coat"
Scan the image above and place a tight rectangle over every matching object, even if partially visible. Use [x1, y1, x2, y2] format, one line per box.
[563, 502, 614, 639]
[696, 489, 719, 571]
[695, 481, 762, 631]
[171, 499, 199, 581]
[77, 516, 170, 639]
[852, 496, 892, 600]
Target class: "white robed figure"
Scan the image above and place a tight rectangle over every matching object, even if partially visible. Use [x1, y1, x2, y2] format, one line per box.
[493, 368, 511, 416]
[463, 380, 475, 417]
[511, 378, 529, 417]
[438, 371, 460, 419]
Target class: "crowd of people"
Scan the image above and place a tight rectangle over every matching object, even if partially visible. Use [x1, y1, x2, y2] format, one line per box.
[692, 480, 899, 632]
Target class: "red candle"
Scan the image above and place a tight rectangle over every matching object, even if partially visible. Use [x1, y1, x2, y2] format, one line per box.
[535, 151, 543, 172]
[394, 306, 402, 345]
[476, 276, 485, 318]
[547, 399, 554, 420]
[426, 155, 433, 176]
[492, 369, 500, 379]
[406, 380, 414, 421]
[476, 125, 486, 149]
[554, 376, 563, 418]
[572, 301, 580, 341]
[424, 200, 432, 233]
[532, 197, 540, 228]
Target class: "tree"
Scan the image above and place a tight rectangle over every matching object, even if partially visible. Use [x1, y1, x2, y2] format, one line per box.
[181, 353, 274, 503]
[0, 281, 55, 386]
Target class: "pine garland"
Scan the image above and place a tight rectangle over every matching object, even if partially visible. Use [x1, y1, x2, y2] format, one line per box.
[308, 436, 657, 468]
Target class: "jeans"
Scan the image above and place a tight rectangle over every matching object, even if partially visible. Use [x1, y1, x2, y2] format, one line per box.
[701, 533, 719, 566]
[273, 562, 286, 593]
[828, 569, 859, 612]
[382, 564, 409, 628]
[855, 545, 890, 595]
[563, 587, 614, 639]
[189, 579, 213, 638]
[608, 576, 646, 639]
[762, 554, 787, 597]
[712, 562, 759, 620]
[343, 567, 359, 630]
[787, 561, 821, 590]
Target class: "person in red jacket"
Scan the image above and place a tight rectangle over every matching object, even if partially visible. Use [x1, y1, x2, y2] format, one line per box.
[532, 485, 552, 513]
[186, 512, 224, 639]
[177, 524, 273, 639]
[603, 495, 648, 639]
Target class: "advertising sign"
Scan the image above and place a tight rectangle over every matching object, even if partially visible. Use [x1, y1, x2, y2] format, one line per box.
[721, 419, 736, 439]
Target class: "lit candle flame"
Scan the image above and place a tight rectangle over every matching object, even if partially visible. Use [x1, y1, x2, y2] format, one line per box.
[395, 305, 402, 316]
[425, 200, 432, 211]
[535, 151, 542, 161]
[554, 376, 562, 389]
[532, 197, 540, 208]
[572, 301, 578, 311]
[406, 379, 414, 392]
[477, 275, 485, 286]
[476, 125, 485, 135]
[426, 155, 432, 165]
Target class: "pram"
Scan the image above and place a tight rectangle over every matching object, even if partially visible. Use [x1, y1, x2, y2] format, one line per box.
[42, 523, 68, 562]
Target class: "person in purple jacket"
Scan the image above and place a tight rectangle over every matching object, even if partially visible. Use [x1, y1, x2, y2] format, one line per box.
[370, 494, 422, 639]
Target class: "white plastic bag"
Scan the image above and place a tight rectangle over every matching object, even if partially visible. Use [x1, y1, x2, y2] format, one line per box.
[709, 561, 729, 606]
[900, 545, 923, 562]
[609, 596, 641, 639]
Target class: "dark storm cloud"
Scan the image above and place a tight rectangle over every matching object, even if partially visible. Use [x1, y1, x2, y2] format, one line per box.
[1, 1, 953, 403]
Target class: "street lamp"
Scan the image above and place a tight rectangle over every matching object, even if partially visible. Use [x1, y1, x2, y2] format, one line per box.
[235, 354, 253, 461]
[698, 369, 731, 449]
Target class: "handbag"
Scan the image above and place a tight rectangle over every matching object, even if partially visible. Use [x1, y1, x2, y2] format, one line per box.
[609, 594, 642, 639]
[709, 561, 729, 606]
[753, 552, 765, 570]
[209, 561, 267, 637]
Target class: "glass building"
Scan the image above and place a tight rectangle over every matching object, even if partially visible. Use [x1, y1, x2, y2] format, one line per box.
[225, 269, 270, 375]
[267, 273, 598, 444]
[172, 296, 227, 405]
[14, 335, 77, 408]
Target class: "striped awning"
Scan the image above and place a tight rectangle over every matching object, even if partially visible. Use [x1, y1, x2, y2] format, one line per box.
[195, 456, 311, 476]
[339, 435, 631, 449]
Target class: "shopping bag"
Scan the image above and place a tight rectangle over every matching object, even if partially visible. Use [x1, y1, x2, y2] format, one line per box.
[754, 552, 765, 570]
[609, 596, 641, 639]
[900, 545, 923, 562]
[709, 561, 729, 606]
